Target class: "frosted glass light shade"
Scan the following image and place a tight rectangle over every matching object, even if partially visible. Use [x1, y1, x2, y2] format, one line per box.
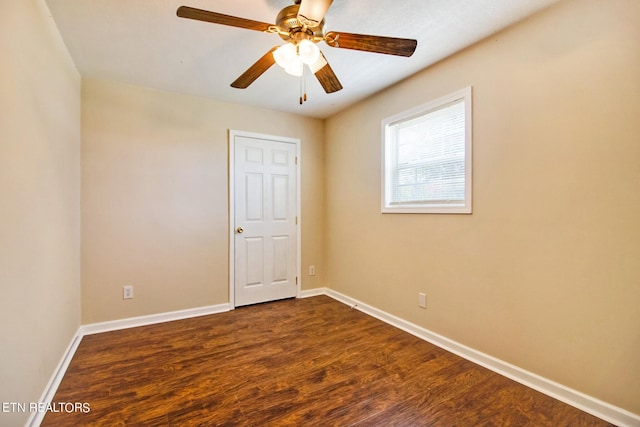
[285, 55, 303, 76]
[273, 43, 297, 68]
[298, 40, 320, 65]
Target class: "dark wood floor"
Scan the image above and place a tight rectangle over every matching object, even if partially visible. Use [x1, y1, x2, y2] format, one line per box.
[42, 296, 613, 426]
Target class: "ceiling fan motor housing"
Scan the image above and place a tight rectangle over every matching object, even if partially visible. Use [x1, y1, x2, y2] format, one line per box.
[275, 4, 325, 44]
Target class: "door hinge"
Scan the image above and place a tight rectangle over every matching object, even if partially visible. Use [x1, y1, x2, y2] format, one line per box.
[295, 156, 298, 165]
[295, 216, 298, 225]
[296, 276, 298, 285]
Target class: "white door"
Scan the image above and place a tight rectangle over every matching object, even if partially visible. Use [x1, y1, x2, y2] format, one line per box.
[231, 132, 299, 307]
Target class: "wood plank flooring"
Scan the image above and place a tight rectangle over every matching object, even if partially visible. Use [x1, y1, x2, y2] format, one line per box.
[42, 296, 614, 426]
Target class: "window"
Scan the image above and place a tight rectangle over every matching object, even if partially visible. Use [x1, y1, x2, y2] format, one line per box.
[382, 87, 472, 214]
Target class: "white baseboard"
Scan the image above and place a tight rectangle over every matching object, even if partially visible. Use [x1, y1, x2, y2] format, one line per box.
[80, 303, 231, 335]
[28, 303, 231, 426]
[26, 333, 84, 427]
[317, 288, 640, 427]
[299, 287, 329, 299]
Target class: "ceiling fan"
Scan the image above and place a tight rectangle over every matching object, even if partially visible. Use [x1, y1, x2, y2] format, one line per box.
[177, 0, 417, 101]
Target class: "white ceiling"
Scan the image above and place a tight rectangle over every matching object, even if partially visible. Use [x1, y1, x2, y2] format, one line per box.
[45, 0, 559, 118]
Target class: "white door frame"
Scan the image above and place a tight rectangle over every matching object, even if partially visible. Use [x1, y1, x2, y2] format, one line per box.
[228, 129, 301, 308]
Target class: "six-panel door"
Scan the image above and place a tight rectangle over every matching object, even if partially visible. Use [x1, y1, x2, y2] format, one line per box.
[234, 135, 297, 306]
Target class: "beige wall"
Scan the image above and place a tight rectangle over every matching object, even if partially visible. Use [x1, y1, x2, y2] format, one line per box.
[325, 0, 640, 415]
[81, 78, 325, 323]
[0, 1, 81, 426]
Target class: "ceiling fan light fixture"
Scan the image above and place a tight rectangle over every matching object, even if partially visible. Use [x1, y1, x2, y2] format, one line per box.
[273, 43, 297, 68]
[298, 39, 320, 65]
[285, 55, 304, 76]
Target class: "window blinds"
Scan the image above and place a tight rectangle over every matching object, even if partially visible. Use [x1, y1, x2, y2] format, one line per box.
[389, 99, 466, 205]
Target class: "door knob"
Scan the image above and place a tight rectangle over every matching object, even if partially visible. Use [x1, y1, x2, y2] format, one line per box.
[236, 226, 244, 234]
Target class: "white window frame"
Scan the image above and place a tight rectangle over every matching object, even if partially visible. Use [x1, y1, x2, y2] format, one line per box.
[381, 86, 472, 214]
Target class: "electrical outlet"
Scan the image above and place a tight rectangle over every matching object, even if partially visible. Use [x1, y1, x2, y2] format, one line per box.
[309, 265, 316, 276]
[418, 292, 426, 309]
[123, 285, 134, 300]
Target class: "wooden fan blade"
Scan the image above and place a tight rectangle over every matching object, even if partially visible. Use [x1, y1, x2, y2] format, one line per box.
[231, 47, 279, 89]
[177, 6, 272, 32]
[297, 0, 333, 27]
[325, 31, 417, 57]
[310, 53, 343, 93]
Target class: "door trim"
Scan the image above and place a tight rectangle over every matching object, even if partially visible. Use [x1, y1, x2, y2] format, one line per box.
[228, 129, 301, 308]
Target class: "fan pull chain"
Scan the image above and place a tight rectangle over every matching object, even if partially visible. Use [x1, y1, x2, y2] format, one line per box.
[299, 66, 308, 105]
